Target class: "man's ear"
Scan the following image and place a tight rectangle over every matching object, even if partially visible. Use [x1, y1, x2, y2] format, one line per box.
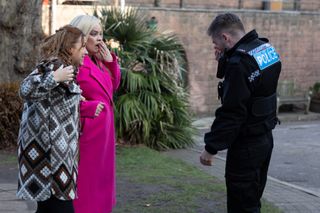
[221, 33, 229, 42]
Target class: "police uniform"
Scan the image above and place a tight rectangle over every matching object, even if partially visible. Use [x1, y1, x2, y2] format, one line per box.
[204, 30, 281, 212]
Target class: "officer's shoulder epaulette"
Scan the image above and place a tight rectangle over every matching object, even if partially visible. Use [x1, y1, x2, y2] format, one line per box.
[259, 37, 269, 43]
[228, 49, 249, 64]
[236, 48, 248, 54]
[228, 54, 241, 64]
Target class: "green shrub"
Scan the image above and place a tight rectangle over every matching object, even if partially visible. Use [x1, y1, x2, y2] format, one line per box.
[97, 7, 195, 150]
[311, 82, 320, 100]
[0, 82, 22, 150]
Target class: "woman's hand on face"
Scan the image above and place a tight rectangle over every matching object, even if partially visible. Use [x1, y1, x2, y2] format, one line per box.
[94, 102, 105, 117]
[96, 42, 113, 63]
[52, 65, 74, 83]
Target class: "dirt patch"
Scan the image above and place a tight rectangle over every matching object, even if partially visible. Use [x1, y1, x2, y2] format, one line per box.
[114, 176, 227, 213]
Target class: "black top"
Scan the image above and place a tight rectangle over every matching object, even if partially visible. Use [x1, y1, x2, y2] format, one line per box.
[204, 30, 282, 155]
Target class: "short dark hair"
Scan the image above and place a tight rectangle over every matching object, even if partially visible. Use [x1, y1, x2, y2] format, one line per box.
[207, 13, 245, 38]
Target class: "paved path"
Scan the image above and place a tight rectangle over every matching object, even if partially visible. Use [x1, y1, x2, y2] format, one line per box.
[0, 152, 36, 212]
[0, 183, 35, 213]
[164, 114, 320, 213]
[271, 120, 320, 195]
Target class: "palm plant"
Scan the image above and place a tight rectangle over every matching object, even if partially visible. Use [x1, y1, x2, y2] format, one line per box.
[97, 7, 194, 150]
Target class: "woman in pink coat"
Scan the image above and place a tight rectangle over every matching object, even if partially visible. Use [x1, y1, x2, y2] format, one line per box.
[70, 15, 121, 213]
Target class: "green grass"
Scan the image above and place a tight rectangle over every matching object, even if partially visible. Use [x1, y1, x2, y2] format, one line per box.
[0, 151, 16, 165]
[114, 146, 282, 213]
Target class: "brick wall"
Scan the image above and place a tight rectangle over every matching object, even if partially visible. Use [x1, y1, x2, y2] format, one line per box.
[141, 9, 320, 115]
[125, 0, 320, 11]
[42, 5, 320, 116]
[125, 0, 252, 9]
[300, 0, 320, 11]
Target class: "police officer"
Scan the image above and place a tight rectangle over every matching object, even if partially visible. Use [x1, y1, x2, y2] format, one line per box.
[200, 13, 281, 212]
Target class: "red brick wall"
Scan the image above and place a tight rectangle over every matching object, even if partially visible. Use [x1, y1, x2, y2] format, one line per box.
[180, 0, 239, 8]
[300, 0, 320, 11]
[141, 9, 320, 115]
[125, 0, 252, 9]
[125, 0, 320, 11]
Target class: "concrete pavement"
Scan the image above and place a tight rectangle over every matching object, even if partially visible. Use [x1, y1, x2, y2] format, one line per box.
[270, 121, 320, 195]
[0, 151, 36, 212]
[0, 183, 35, 213]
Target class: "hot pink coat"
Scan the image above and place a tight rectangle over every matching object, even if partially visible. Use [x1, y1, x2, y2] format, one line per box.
[73, 54, 121, 213]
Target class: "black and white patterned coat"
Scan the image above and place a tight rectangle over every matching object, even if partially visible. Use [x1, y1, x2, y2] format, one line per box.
[17, 61, 81, 201]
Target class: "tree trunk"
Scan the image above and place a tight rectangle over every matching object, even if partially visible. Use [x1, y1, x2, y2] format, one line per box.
[0, 0, 43, 83]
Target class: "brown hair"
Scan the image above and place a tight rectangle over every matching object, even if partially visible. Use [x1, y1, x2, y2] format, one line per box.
[207, 13, 245, 38]
[40, 25, 86, 65]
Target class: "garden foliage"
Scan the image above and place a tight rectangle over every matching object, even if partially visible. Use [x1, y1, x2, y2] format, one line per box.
[97, 7, 194, 150]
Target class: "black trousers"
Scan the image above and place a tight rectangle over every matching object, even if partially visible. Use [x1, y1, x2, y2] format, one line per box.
[36, 196, 74, 213]
[225, 132, 273, 213]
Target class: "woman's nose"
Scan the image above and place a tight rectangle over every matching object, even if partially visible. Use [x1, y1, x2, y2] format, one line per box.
[97, 34, 102, 41]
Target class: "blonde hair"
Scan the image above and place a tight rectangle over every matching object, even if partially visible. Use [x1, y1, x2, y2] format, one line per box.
[69, 15, 101, 36]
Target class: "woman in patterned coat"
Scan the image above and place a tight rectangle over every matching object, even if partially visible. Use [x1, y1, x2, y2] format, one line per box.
[70, 15, 121, 213]
[17, 25, 87, 213]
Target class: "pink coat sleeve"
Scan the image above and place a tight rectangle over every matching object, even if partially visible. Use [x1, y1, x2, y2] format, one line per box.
[103, 52, 121, 92]
[80, 100, 100, 118]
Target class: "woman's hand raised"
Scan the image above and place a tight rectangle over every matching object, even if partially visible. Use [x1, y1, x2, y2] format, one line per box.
[52, 65, 75, 83]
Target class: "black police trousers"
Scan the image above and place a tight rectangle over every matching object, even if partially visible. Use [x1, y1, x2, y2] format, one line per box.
[225, 131, 273, 213]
